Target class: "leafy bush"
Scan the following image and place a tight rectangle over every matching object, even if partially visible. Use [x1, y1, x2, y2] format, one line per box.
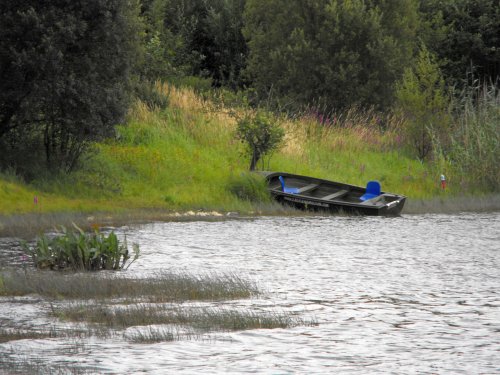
[227, 173, 271, 202]
[236, 111, 284, 170]
[22, 225, 139, 271]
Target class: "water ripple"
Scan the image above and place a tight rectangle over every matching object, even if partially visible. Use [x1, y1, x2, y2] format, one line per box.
[1, 213, 499, 373]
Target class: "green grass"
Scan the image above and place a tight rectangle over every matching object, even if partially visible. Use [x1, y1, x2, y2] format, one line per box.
[0, 83, 481, 217]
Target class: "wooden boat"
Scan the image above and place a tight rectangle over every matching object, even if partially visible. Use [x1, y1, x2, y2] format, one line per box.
[262, 171, 406, 216]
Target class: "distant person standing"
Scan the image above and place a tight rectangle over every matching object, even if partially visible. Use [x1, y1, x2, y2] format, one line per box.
[440, 174, 446, 190]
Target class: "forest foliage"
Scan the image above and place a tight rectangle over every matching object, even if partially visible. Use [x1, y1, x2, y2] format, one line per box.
[0, 0, 137, 177]
[0, 0, 499, 194]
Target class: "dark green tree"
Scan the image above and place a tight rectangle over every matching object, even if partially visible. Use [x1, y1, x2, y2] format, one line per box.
[243, 0, 419, 112]
[204, 0, 248, 88]
[0, 0, 136, 176]
[419, 0, 500, 86]
[144, 0, 248, 87]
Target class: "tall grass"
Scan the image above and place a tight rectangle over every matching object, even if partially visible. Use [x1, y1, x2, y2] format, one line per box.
[445, 84, 499, 191]
[0, 268, 309, 347]
[53, 303, 307, 332]
[0, 82, 463, 217]
[0, 269, 258, 301]
[276, 107, 438, 197]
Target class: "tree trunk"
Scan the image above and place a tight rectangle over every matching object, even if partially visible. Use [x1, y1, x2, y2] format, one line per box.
[249, 149, 260, 171]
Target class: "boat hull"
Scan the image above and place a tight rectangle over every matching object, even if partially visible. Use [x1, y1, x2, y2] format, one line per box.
[263, 172, 406, 216]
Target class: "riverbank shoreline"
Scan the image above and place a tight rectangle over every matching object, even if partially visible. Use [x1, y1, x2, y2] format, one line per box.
[403, 194, 500, 214]
[0, 202, 301, 238]
[1, 194, 499, 238]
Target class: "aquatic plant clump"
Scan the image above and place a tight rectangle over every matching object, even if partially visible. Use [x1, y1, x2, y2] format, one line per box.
[22, 225, 139, 271]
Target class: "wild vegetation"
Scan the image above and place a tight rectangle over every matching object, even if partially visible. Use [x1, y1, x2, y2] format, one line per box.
[0, 269, 258, 301]
[22, 225, 139, 271]
[0, 0, 498, 217]
[0, 268, 310, 350]
[0, 0, 137, 176]
[53, 303, 303, 331]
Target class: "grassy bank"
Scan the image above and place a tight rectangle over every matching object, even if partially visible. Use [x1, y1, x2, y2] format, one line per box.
[0, 83, 489, 218]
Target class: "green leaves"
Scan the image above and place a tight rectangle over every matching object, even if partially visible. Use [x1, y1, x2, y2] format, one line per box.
[243, 0, 420, 111]
[419, 0, 500, 88]
[235, 111, 284, 170]
[0, 0, 135, 175]
[395, 46, 451, 160]
[23, 225, 140, 272]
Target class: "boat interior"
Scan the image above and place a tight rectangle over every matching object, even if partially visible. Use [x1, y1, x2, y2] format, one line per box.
[270, 175, 401, 205]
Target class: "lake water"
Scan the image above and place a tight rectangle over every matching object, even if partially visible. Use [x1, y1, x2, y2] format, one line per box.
[1, 213, 499, 374]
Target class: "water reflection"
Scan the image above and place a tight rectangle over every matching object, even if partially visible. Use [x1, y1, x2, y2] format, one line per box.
[1, 213, 499, 373]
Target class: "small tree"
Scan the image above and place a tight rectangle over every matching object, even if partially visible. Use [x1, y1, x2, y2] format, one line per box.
[395, 47, 450, 160]
[236, 111, 284, 171]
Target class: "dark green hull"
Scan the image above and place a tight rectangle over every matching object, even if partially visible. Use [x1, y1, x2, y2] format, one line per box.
[263, 172, 406, 216]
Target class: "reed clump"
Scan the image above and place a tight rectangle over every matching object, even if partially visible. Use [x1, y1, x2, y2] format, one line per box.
[0, 328, 58, 343]
[0, 325, 111, 343]
[0, 269, 258, 301]
[22, 225, 139, 271]
[446, 84, 500, 191]
[125, 326, 178, 343]
[53, 303, 309, 332]
[0, 269, 310, 345]
[0, 352, 98, 375]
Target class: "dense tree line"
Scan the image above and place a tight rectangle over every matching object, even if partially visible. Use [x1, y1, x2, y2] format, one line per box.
[138, 0, 247, 88]
[420, 0, 500, 87]
[0, 0, 498, 177]
[243, 0, 419, 110]
[134, 0, 498, 110]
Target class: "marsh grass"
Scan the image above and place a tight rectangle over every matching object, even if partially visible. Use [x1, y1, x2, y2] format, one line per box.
[0, 203, 301, 240]
[125, 326, 175, 343]
[0, 328, 58, 343]
[1, 362, 95, 375]
[124, 325, 211, 343]
[0, 349, 99, 375]
[0, 210, 238, 238]
[0, 269, 259, 301]
[227, 172, 271, 203]
[0, 212, 95, 238]
[0, 324, 113, 343]
[446, 84, 500, 191]
[0, 269, 308, 345]
[53, 303, 310, 332]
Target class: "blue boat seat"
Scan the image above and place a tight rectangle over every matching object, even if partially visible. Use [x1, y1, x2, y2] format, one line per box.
[279, 176, 299, 194]
[360, 180, 381, 201]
